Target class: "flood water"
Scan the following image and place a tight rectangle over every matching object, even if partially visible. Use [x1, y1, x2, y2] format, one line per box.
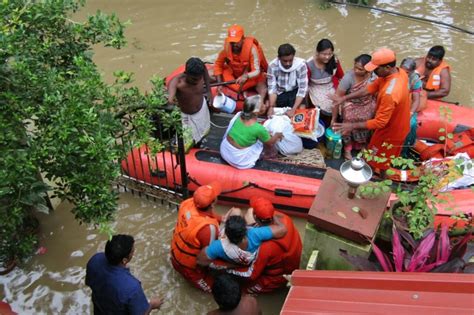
[1, 191, 306, 314]
[86, 0, 473, 106]
[2, 1, 473, 314]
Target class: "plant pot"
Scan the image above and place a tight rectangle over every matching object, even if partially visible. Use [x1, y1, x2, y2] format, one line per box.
[390, 202, 411, 232]
[0, 259, 17, 275]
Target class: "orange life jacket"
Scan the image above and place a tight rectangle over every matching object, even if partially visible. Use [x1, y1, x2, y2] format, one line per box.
[223, 37, 268, 78]
[245, 212, 302, 293]
[416, 59, 450, 91]
[414, 128, 474, 161]
[170, 198, 219, 269]
[252, 212, 302, 279]
[385, 166, 421, 183]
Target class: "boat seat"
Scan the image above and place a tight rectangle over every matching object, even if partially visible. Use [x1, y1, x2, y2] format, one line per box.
[194, 150, 327, 180]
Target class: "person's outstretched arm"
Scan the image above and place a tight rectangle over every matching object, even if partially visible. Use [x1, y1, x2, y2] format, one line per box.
[145, 297, 164, 315]
[269, 214, 287, 239]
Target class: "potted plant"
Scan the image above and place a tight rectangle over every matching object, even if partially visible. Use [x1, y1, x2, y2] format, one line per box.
[358, 147, 472, 240]
[341, 223, 474, 273]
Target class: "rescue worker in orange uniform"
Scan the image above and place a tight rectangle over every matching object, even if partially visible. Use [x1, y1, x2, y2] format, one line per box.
[415, 45, 451, 100]
[332, 48, 410, 173]
[243, 196, 302, 294]
[170, 182, 222, 292]
[214, 25, 268, 106]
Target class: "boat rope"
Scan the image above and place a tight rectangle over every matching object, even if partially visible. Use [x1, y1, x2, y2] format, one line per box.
[188, 175, 253, 194]
[329, 0, 474, 35]
[187, 175, 317, 197]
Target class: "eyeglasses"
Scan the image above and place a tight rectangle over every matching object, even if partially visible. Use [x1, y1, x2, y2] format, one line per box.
[318, 52, 334, 57]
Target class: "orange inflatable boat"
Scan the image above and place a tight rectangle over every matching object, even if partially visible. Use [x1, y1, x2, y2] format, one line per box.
[124, 65, 474, 227]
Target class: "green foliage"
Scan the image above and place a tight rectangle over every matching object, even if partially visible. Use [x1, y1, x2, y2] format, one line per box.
[438, 105, 453, 156]
[358, 180, 392, 199]
[0, 0, 176, 263]
[357, 145, 457, 240]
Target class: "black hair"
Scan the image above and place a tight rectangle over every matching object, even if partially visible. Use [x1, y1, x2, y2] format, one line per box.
[354, 54, 372, 67]
[316, 39, 337, 75]
[105, 234, 134, 265]
[278, 43, 296, 58]
[427, 45, 445, 60]
[241, 95, 260, 120]
[212, 274, 241, 311]
[225, 216, 247, 245]
[185, 57, 205, 77]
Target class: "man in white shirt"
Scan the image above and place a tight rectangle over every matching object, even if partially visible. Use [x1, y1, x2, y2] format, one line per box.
[267, 43, 308, 118]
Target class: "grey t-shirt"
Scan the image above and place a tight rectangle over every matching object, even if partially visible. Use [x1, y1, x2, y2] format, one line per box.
[338, 69, 376, 93]
[338, 69, 355, 93]
[306, 59, 332, 80]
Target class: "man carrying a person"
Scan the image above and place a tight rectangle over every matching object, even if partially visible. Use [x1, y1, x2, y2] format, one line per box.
[167, 57, 212, 146]
[243, 196, 302, 294]
[170, 182, 222, 292]
[86, 234, 163, 314]
[415, 45, 451, 100]
[332, 48, 410, 173]
[267, 43, 309, 118]
[196, 214, 287, 268]
[214, 25, 268, 105]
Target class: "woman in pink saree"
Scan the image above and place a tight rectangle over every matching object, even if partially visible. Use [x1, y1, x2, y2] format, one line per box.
[331, 54, 376, 159]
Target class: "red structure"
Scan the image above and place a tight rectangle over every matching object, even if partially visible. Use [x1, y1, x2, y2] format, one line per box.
[0, 301, 16, 315]
[281, 270, 474, 314]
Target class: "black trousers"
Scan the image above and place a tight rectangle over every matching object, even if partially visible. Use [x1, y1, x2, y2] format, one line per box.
[276, 89, 298, 108]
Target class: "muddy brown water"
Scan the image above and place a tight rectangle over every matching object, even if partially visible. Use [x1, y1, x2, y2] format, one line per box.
[85, 0, 473, 107]
[1, 1, 473, 314]
[1, 192, 306, 314]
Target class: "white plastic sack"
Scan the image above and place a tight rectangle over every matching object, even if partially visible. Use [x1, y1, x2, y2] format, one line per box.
[263, 115, 303, 156]
[271, 107, 292, 116]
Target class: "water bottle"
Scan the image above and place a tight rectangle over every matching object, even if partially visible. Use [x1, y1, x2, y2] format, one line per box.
[326, 136, 334, 154]
[333, 139, 342, 159]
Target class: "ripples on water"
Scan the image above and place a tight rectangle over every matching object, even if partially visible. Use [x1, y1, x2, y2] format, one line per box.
[0, 192, 288, 314]
[82, 0, 473, 106]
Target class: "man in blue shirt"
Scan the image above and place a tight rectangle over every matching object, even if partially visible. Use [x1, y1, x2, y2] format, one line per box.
[86, 234, 163, 315]
[196, 215, 287, 266]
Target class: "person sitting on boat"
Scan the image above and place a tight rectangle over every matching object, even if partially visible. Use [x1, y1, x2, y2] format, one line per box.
[220, 95, 283, 169]
[331, 48, 410, 174]
[266, 43, 308, 118]
[415, 45, 451, 100]
[208, 274, 262, 315]
[167, 57, 212, 146]
[307, 39, 344, 127]
[331, 54, 376, 160]
[170, 182, 222, 292]
[400, 57, 424, 157]
[241, 196, 302, 294]
[214, 25, 268, 107]
[196, 214, 287, 268]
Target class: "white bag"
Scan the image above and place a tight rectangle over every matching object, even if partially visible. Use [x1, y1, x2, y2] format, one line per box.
[263, 115, 303, 156]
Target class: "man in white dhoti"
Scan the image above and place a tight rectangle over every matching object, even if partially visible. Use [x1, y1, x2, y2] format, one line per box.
[168, 57, 211, 145]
